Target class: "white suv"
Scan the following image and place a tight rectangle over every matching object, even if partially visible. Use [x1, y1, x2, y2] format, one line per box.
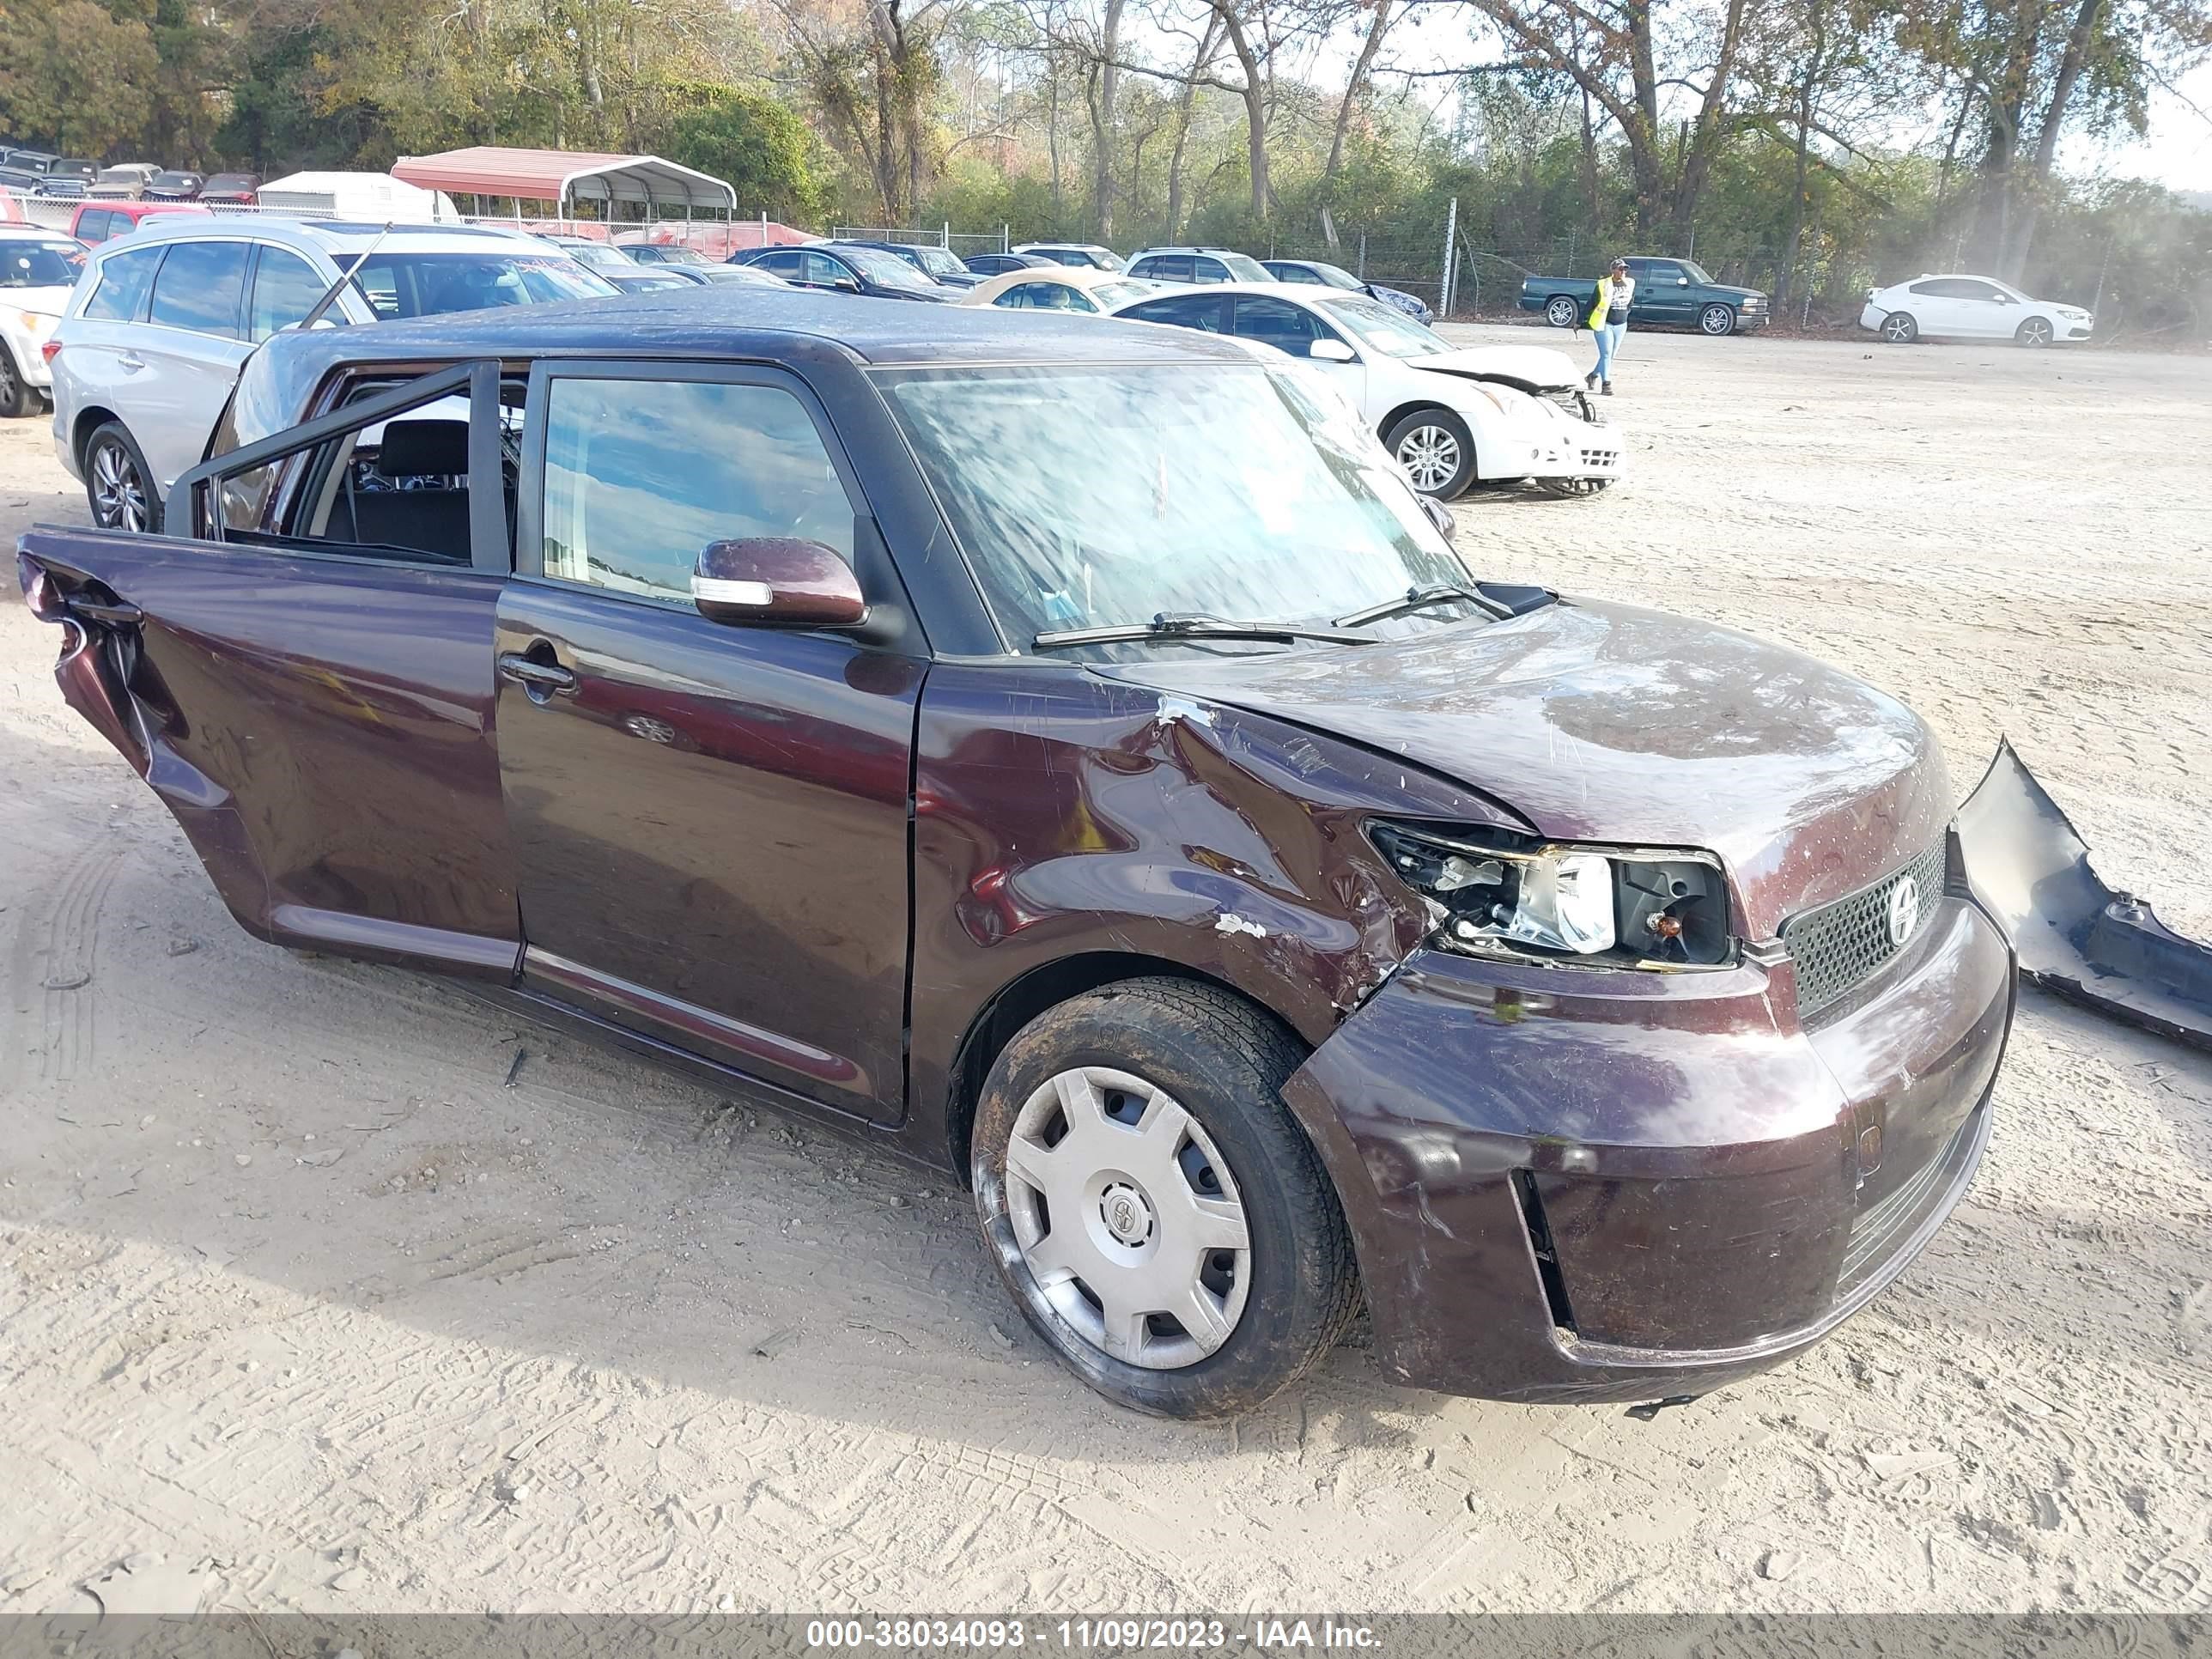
[50, 218, 618, 532]
[1, 225, 85, 418]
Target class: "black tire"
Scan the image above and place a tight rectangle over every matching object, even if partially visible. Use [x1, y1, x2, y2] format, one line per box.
[970, 978, 1358, 1419]
[0, 346, 36, 419]
[1698, 302, 1736, 337]
[1383, 406, 1477, 500]
[1543, 295, 1581, 329]
[83, 421, 161, 533]
[1535, 476, 1616, 498]
[1881, 311, 1918, 345]
[2015, 317, 2054, 349]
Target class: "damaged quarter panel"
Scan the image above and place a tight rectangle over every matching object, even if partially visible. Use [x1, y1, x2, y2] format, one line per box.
[908, 660, 1534, 1161]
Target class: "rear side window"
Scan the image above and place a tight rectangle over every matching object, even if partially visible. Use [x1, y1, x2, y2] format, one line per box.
[1192, 258, 1229, 283]
[82, 244, 161, 320]
[1232, 295, 1328, 356]
[1134, 256, 1193, 282]
[248, 246, 325, 341]
[75, 210, 111, 242]
[148, 240, 249, 337]
[1120, 294, 1228, 331]
[540, 377, 854, 605]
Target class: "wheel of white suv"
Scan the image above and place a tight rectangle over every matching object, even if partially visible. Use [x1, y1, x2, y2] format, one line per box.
[1881, 312, 1919, 344]
[2015, 317, 2054, 348]
[1544, 295, 1580, 328]
[84, 422, 161, 533]
[1384, 407, 1476, 500]
[1699, 303, 1737, 336]
[0, 347, 36, 420]
[970, 978, 1358, 1418]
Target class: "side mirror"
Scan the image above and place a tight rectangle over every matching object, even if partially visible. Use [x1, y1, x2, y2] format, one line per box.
[1419, 495, 1455, 538]
[1676, 276, 1691, 286]
[692, 538, 868, 629]
[831, 276, 860, 294]
[1308, 337, 1356, 363]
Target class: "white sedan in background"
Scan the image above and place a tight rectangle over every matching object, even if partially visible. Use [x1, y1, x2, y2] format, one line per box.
[957, 264, 1159, 313]
[1862, 274, 2094, 347]
[1108, 282, 1621, 500]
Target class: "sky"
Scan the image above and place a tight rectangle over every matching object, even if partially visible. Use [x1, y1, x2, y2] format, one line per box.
[2078, 65, 2212, 195]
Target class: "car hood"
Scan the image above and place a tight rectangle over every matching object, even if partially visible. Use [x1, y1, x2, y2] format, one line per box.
[1409, 344, 1581, 392]
[1097, 599, 1950, 937]
[1707, 283, 1766, 301]
[3, 283, 71, 319]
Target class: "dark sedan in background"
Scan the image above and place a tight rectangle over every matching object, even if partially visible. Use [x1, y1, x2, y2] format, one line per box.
[16, 289, 2010, 1419]
[728, 241, 952, 301]
[1262, 257, 1435, 325]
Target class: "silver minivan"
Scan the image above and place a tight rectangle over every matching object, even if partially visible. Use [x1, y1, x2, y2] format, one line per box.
[50, 219, 620, 532]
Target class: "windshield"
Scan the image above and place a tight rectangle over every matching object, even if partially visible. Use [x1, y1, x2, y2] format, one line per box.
[351, 252, 618, 318]
[838, 246, 935, 289]
[651, 246, 709, 265]
[1676, 260, 1715, 284]
[1216, 252, 1273, 283]
[0, 239, 84, 288]
[1088, 280, 1152, 309]
[563, 242, 632, 270]
[905, 245, 964, 276]
[878, 362, 1467, 653]
[1317, 295, 1447, 358]
[1304, 262, 1364, 290]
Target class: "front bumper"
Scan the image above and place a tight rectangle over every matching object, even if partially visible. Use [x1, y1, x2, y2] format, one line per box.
[1735, 307, 1771, 329]
[1283, 867, 2013, 1403]
[1513, 412, 1626, 482]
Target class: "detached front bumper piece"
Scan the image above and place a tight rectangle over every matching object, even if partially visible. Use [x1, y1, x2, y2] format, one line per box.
[1283, 852, 2013, 1404]
[1956, 738, 2212, 1050]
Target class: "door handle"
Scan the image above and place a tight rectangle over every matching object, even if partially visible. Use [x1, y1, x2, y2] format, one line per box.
[118, 353, 146, 371]
[496, 653, 577, 695]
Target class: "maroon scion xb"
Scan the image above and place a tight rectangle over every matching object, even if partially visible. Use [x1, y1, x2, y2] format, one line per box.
[14, 289, 2014, 1418]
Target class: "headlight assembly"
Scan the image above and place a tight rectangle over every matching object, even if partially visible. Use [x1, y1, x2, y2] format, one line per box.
[1370, 821, 1736, 969]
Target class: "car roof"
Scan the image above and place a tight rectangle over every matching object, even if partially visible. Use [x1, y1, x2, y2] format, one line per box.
[0, 223, 78, 239]
[254, 285, 1260, 382]
[1130, 246, 1253, 257]
[104, 217, 547, 252]
[1111, 280, 1366, 305]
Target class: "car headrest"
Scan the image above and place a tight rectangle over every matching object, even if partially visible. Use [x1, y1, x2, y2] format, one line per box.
[374, 419, 469, 479]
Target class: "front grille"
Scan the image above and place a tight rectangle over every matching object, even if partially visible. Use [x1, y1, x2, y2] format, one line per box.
[1781, 842, 1945, 1019]
[1579, 447, 1620, 467]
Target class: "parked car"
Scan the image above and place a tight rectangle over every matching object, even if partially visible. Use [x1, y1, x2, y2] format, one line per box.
[15, 287, 2014, 1419]
[728, 242, 951, 302]
[1126, 246, 1273, 284]
[961, 251, 1059, 277]
[1520, 256, 1771, 337]
[32, 178, 88, 200]
[1012, 242, 1122, 270]
[88, 164, 161, 200]
[1262, 258, 1434, 326]
[601, 267, 702, 294]
[1, 149, 58, 175]
[1860, 274, 2092, 347]
[841, 239, 984, 289]
[956, 266, 1157, 313]
[198, 173, 260, 205]
[0, 168, 42, 196]
[534, 234, 639, 275]
[48, 217, 618, 531]
[617, 241, 713, 268]
[0, 226, 85, 416]
[143, 170, 207, 202]
[70, 200, 209, 244]
[1110, 283, 1620, 500]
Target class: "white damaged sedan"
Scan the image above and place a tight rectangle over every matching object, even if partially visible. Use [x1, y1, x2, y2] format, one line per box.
[1109, 282, 1622, 500]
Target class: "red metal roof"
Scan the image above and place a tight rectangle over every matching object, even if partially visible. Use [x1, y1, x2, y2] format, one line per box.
[390, 148, 736, 210]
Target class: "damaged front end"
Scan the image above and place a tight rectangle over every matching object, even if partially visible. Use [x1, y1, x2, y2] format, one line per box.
[1956, 738, 2212, 1051]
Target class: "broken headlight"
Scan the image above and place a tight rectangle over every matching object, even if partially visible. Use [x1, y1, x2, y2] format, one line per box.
[1370, 822, 1735, 969]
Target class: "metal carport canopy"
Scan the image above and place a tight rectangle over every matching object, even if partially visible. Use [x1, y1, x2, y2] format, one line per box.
[390, 148, 737, 212]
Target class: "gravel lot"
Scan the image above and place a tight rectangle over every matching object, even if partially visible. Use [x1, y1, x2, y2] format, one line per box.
[0, 327, 2207, 1617]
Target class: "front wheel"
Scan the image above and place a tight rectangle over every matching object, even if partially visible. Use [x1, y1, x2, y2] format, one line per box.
[0, 347, 36, 419]
[970, 979, 1358, 1418]
[84, 422, 161, 533]
[1699, 303, 1737, 337]
[1536, 476, 1616, 498]
[1384, 407, 1476, 500]
[1543, 295, 1580, 328]
[1881, 311, 1919, 344]
[2015, 317, 2054, 348]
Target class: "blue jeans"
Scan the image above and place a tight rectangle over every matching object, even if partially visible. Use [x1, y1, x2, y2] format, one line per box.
[1593, 319, 1626, 381]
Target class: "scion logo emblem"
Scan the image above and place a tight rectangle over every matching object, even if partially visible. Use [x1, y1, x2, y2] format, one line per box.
[1887, 875, 1920, 948]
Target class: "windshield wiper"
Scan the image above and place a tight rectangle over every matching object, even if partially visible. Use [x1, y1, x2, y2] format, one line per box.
[1033, 612, 1375, 649]
[1334, 583, 1514, 627]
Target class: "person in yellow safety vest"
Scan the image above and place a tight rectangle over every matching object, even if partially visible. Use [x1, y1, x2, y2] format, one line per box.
[1584, 258, 1634, 396]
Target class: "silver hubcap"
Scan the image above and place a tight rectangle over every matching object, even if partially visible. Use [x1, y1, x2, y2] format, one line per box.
[91, 442, 147, 532]
[1703, 307, 1730, 334]
[1885, 317, 1911, 341]
[1396, 425, 1461, 492]
[1005, 1066, 1251, 1370]
[2023, 322, 2050, 346]
[1547, 299, 1576, 326]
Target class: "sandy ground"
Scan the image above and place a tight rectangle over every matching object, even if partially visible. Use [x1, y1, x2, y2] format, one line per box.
[0, 329, 2208, 1618]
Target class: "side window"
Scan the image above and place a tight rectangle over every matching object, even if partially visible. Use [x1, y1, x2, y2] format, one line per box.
[753, 249, 801, 277]
[82, 244, 161, 320]
[994, 283, 1039, 310]
[1232, 296, 1326, 357]
[247, 246, 326, 342]
[1137, 255, 1193, 283]
[76, 210, 111, 243]
[148, 240, 249, 337]
[1642, 262, 1683, 284]
[540, 377, 854, 605]
[1121, 295, 1227, 331]
[1192, 258, 1228, 283]
[1955, 281, 2002, 302]
[1911, 279, 1961, 298]
[1276, 265, 1320, 284]
[805, 252, 852, 287]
